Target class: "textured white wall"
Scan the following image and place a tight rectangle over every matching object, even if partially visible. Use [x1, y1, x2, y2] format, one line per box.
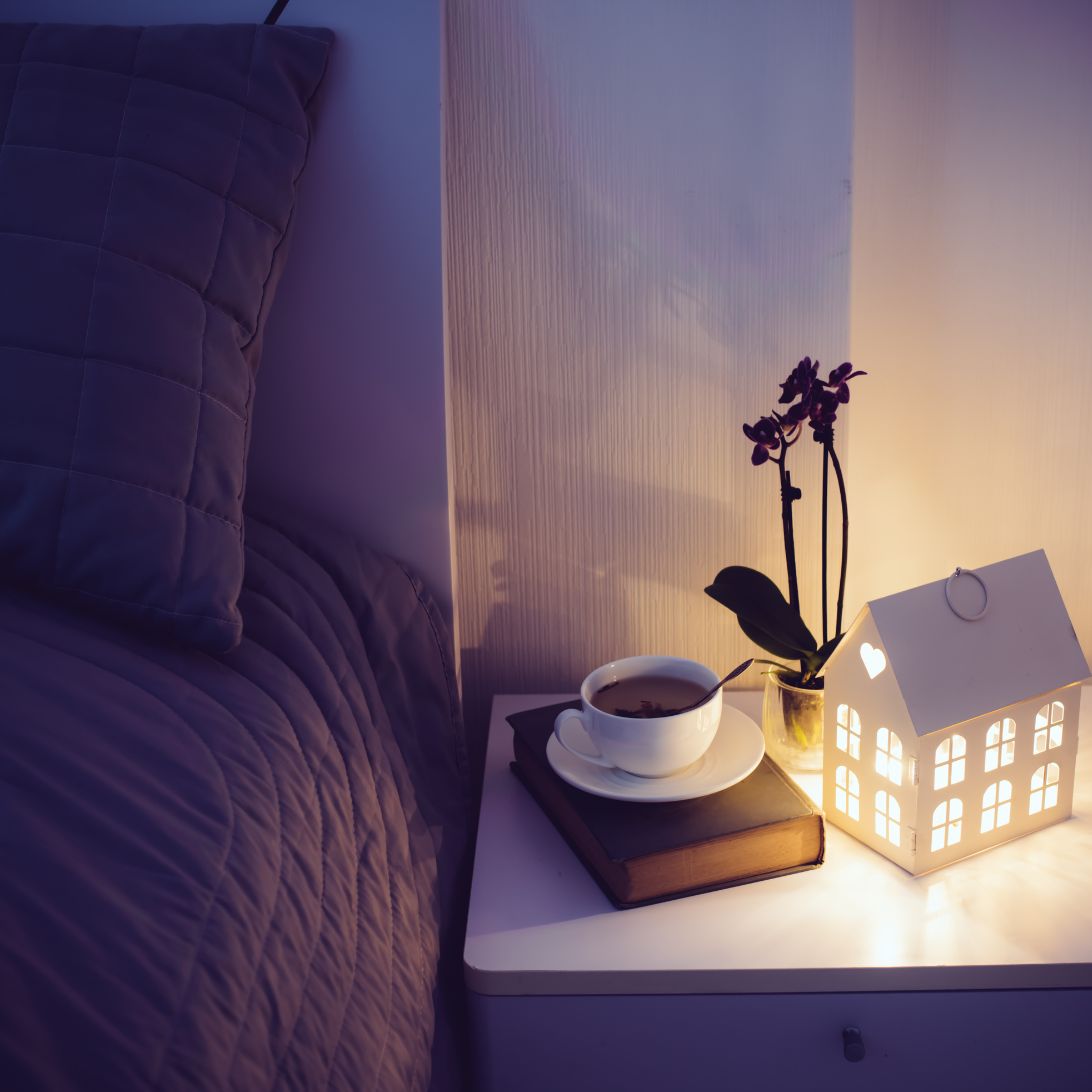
[446, 0, 854, 745]
[248, 0, 452, 618]
[848, 0, 1092, 643]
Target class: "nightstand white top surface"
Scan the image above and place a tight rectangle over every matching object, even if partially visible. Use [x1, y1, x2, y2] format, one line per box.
[464, 692, 1092, 996]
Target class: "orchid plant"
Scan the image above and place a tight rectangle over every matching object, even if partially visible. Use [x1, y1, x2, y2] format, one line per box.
[705, 357, 866, 687]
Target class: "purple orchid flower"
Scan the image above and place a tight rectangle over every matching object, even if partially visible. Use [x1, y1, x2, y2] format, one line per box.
[777, 400, 810, 432]
[808, 387, 842, 436]
[826, 362, 868, 404]
[742, 416, 781, 465]
[778, 357, 819, 405]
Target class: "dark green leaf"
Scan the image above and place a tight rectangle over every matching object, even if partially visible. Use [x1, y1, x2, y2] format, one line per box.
[738, 616, 807, 661]
[705, 566, 817, 652]
[815, 633, 844, 665]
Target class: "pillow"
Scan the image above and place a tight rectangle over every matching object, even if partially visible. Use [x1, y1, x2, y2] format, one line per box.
[0, 22, 332, 651]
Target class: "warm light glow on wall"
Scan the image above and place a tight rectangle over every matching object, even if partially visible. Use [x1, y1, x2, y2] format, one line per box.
[847, 0, 1092, 656]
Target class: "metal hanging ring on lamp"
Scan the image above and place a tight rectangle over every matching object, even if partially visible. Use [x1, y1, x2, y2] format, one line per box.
[944, 566, 989, 621]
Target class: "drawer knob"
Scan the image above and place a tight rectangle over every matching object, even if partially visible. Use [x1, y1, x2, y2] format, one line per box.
[842, 1026, 866, 1063]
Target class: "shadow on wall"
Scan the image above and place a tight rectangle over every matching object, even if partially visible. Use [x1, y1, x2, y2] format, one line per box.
[446, 0, 852, 769]
[457, 475, 741, 746]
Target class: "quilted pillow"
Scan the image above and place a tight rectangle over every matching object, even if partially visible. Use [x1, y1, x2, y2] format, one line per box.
[0, 23, 331, 651]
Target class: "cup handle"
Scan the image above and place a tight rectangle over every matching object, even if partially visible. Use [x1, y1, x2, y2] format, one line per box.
[553, 708, 615, 768]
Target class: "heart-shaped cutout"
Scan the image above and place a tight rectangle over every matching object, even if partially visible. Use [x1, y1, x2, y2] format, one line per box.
[860, 642, 887, 679]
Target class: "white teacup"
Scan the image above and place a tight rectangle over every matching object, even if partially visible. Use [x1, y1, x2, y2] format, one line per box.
[553, 655, 723, 778]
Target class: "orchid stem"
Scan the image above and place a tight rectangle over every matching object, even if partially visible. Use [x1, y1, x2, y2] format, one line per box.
[828, 439, 849, 636]
[776, 450, 801, 614]
[821, 443, 830, 645]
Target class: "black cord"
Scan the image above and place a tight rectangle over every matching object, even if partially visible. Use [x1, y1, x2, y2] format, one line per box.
[264, 0, 290, 25]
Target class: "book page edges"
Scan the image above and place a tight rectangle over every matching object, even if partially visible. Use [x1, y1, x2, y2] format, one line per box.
[510, 757, 825, 907]
[626, 813, 824, 897]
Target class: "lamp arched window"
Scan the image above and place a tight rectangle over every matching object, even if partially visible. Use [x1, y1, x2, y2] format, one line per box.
[1034, 702, 1064, 754]
[875, 726, 903, 786]
[981, 780, 1013, 834]
[1029, 763, 1061, 815]
[985, 718, 1016, 772]
[836, 705, 861, 760]
[875, 789, 901, 846]
[931, 798, 963, 851]
[934, 734, 966, 790]
[835, 766, 860, 821]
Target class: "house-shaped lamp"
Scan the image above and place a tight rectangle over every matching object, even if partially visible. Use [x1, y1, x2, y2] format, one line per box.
[821, 550, 1089, 875]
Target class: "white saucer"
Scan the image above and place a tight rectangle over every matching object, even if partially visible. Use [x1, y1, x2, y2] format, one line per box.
[546, 705, 765, 803]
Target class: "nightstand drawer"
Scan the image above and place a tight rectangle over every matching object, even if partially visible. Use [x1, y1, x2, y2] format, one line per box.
[470, 988, 1092, 1091]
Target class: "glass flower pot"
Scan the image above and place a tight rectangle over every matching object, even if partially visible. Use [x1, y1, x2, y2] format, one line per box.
[762, 672, 824, 774]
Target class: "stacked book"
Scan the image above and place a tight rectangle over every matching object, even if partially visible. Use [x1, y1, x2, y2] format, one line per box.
[507, 700, 824, 909]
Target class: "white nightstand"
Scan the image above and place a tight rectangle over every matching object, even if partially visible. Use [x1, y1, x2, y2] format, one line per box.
[464, 692, 1092, 1091]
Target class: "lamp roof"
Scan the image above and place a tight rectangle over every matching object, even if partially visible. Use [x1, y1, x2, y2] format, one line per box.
[850, 550, 1089, 737]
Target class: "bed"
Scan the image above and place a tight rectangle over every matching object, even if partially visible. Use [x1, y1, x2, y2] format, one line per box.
[0, 18, 471, 1092]
[0, 512, 471, 1090]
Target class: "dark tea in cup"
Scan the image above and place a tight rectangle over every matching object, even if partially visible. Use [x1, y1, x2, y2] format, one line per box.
[592, 675, 708, 718]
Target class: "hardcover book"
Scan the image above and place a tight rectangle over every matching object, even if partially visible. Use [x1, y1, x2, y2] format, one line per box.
[507, 700, 824, 908]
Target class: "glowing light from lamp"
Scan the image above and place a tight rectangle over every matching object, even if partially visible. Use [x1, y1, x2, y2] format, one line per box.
[875, 726, 903, 785]
[934, 734, 966, 790]
[980, 780, 1012, 833]
[985, 718, 1016, 772]
[835, 765, 860, 820]
[1029, 762, 1060, 814]
[1034, 702, 1064, 755]
[836, 704, 861, 759]
[931, 798, 963, 852]
[859, 642, 887, 679]
[875, 789, 901, 846]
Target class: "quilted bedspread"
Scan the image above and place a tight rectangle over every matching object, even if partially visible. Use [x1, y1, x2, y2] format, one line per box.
[0, 514, 471, 1091]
